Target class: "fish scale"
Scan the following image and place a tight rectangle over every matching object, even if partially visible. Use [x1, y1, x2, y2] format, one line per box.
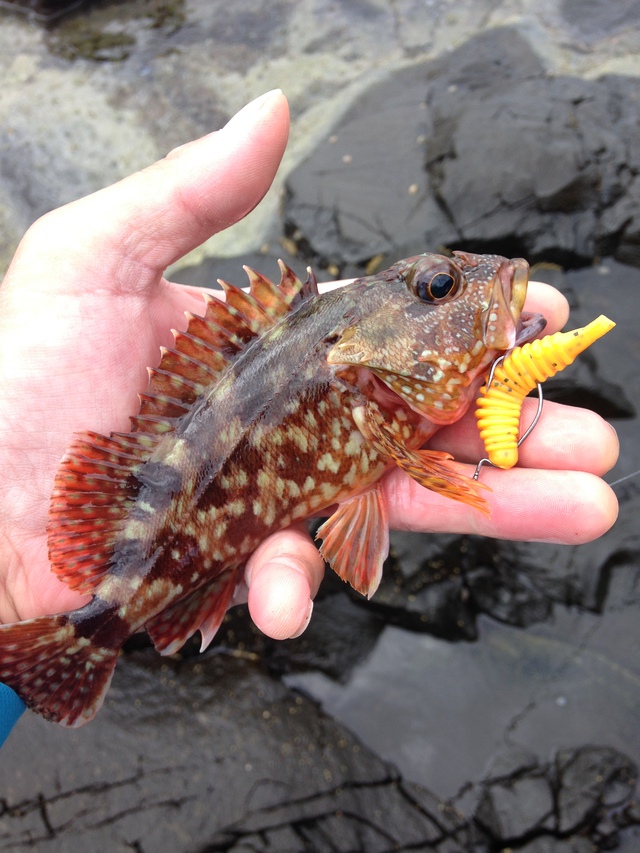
[0, 251, 545, 726]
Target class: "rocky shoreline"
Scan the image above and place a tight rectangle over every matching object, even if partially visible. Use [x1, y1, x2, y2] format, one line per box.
[1, 2, 639, 851]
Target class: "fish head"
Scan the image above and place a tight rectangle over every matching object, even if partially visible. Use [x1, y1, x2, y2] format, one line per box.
[326, 251, 546, 424]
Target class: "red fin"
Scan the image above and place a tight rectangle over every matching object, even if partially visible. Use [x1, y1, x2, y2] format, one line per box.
[316, 487, 389, 598]
[48, 431, 152, 594]
[243, 266, 291, 317]
[0, 613, 118, 727]
[277, 261, 319, 307]
[244, 261, 318, 314]
[218, 279, 273, 333]
[138, 262, 319, 436]
[145, 569, 238, 656]
[356, 405, 491, 515]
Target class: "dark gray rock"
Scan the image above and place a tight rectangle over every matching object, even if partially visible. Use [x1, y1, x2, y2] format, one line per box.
[475, 745, 637, 847]
[476, 772, 555, 841]
[555, 746, 637, 835]
[0, 0, 85, 22]
[215, 592, 386, 684]
[0, 650, 466, 851]
[421, 33, 640, 268]
[285, 27, 640, 273]
[363, 527, 609, 639]
[284, 63, 446, 276]
[207, 778, 466, 852]
[516, 838, 595, 852]
[560, 0, 640, 39]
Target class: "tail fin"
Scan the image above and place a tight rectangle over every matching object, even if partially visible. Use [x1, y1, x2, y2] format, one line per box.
[0, 614, 118, 727]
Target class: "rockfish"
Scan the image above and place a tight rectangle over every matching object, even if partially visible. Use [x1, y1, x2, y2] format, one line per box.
[0, 251, 545, 726]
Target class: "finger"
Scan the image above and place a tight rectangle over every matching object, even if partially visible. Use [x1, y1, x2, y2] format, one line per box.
[15, 90, 290, 291]
[383, 464, 618, 544]
[245, 524, 325, 640]
[430, 399, 620, 473]
[523, 281, 569, 332]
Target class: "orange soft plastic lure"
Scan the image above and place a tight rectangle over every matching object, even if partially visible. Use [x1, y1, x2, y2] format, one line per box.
[475, 315, 616, 469]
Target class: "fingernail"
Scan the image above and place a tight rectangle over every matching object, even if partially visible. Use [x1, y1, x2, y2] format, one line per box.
[289, 599, 314, 639]
[224, 89, 282, 129]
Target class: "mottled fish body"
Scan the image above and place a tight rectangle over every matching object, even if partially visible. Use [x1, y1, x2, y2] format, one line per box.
[0, 251, 544, 726]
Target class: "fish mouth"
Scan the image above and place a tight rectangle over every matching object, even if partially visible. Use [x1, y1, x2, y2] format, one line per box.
[483, 257, 542, 350]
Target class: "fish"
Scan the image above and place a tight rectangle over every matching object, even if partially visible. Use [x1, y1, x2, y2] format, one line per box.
[0, 250, 545, 727]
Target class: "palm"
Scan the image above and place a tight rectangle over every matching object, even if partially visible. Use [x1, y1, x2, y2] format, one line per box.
[0, 257, 214, 621]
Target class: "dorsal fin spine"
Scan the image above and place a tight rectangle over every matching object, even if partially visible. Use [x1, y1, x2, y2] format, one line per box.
[171, 331, 230, 373]
[218, 279, 273, 333]
[244, 266, 291, 315]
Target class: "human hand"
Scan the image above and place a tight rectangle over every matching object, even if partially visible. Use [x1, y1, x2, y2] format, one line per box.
[0, 90, 291, 624]
[0, 90, 619, 644]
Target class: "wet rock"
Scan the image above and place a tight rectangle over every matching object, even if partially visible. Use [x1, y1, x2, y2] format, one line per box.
[0, 650, 468, 851]
[516, 838, 595, 852]
[560, 0, 640, 39]
[474, 746, 637, 847]
[370, 535, 478, 640]
[284, 63, 442, 276]
[285, 27, 640, 272]
[476, 772, 555, 841]
[214, 591, 386, 684]
[48, 23, 138, 62]
[208, 777, 468, 852]
[425, 41, 640, 268]
[555, 746, 637, 836]
[361, 530, 603, 640]
[0, 0, 86, 22]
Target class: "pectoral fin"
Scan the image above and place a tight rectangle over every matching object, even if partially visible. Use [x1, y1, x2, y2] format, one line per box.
[353, 404, 490, 515]
[316, 486, 389, 598]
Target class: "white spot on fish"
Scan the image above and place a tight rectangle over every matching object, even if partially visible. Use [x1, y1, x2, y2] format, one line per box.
[317, 453, 340, 474]
[344, 431, 363, 456]
[227, 499, 245, 517]
[291, 430, 308, 453]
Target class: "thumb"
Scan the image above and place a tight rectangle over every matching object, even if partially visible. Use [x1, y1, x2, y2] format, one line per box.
[12, 90, 290, 291]
[245, 525, 325, 640]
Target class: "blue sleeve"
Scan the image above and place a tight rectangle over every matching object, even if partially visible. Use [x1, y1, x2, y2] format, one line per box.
[0, 682, 25, 746]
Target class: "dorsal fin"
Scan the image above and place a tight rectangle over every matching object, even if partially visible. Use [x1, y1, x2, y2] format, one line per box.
[48, 430, 158, 593]
[138, 261, 319, 437]
[48, 262, 319, 596]
[217, 279, 274, 334]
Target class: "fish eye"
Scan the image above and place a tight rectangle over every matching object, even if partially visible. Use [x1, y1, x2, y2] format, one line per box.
[408, 264, 462, 303]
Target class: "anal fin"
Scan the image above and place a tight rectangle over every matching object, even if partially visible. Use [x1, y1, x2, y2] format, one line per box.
[316, 486, 389, 598]
[145, 569, 239, 656]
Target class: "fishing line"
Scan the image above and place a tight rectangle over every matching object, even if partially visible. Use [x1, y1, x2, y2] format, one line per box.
[608, 468, 640, 488]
